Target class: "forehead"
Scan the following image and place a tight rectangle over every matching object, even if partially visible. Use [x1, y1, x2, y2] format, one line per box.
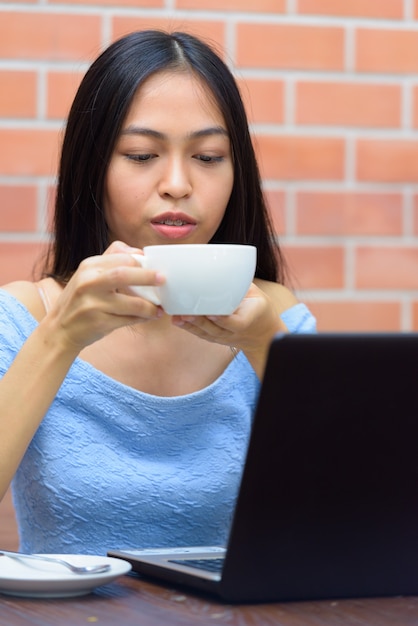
[123, 69, 227, 130]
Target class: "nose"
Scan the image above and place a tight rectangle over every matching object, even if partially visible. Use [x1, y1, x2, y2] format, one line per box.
[158, 156, 192, 199]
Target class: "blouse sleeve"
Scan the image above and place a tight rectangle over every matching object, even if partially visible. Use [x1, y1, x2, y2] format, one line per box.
[0, 290, 37, 376]
[280, 302, 317, 334]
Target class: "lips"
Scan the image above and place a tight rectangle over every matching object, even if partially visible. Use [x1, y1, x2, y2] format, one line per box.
[151, 212, 197, 240]
[155, 218, 188, 226]
[152, 212, 196, 226]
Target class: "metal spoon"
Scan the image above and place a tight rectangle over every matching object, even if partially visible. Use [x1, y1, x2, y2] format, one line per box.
[0, 550, 111, 575]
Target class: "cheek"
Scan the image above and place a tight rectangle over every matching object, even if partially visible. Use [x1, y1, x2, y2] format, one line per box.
[105, 166, 136, 210]
[103, 164, 118, 211]
[209, 182, 234, 231]
[216, 171, 234, 212]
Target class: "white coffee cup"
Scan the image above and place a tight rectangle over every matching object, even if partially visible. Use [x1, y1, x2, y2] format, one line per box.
[130, 244, 257, 315]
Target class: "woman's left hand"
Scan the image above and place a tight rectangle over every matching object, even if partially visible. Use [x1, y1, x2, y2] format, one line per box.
[171, 282, 294, 379]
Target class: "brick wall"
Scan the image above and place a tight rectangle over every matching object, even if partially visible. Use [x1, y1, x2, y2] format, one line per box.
[1, 0, 418, 331]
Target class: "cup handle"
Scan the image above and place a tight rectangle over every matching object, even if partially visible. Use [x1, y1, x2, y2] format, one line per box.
[130, 254, 161, 305]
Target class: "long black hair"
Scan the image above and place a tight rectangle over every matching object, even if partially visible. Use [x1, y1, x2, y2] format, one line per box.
[45, 30, 288, 284]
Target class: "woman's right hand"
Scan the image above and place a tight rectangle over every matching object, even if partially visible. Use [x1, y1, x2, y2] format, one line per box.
[44, 241, 164, 353]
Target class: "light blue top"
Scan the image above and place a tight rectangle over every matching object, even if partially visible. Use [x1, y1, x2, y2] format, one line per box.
[0, 290, 316, 555]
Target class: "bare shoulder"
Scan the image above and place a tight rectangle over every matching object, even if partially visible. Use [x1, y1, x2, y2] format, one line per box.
[1, 280, 46, 321]
[254, 278, 299, 315]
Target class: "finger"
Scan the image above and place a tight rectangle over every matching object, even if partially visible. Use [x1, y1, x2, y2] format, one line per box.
[110, 292, 164, 320]
[172, 316, 235, 346]
[76, 255, 164, 293]
[172, 314, 230, 332]
[103, 240, 141, 255]
[106, 265, 165, 292]
[79, 251, 140, 270]
[180, 313, 241, 336]
[208, 297, 262, 327]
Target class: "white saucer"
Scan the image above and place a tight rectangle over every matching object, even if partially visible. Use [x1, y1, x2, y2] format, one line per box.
[0, 553, 132, 598]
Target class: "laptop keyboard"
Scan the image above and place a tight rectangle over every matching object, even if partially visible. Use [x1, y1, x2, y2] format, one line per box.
[169, 557, 224, 573]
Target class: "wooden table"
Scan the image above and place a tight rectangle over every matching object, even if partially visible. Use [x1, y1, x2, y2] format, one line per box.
[1, 571, 417, 626]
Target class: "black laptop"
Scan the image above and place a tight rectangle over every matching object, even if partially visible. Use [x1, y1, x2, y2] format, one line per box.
[108, 333, 418, 603]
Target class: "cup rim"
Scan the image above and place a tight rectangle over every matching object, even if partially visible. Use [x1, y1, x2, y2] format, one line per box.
[143, 243, 256, 252]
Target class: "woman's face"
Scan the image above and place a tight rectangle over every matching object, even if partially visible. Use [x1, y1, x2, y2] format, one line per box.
[104, 70, 234, 249]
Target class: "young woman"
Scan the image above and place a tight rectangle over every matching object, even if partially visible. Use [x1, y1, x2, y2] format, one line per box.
[0, 30, 316, 555]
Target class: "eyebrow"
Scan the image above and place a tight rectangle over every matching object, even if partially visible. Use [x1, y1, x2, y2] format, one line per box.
[120, 125, 229, 140]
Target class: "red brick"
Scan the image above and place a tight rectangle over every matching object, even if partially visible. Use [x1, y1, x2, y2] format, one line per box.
[50, 0, 162, 5]
[357, 140, 418, 182]
[177, 0, 284, 9]
[0, 12, 101, 61]
[255, 135, 345, 181]
[296, 192, 402, 236]
[0, 71, 37, 118]
[296, 81, 401, 127]
[236, 23, 344, 71]
[413, 195, 418, 235]
[47, 71, 84, 119]
[356, 247, 418, 289]
[298, 0, 403, 19]
[45, 185, 57, 234]
[0, 129, 60, 177]
[237, 78, 284, 125]
[412, 301, 418, 330]
[356, 29, 418, 74]
[284, 246, 344, 289]
[264, 190, 286, 235]
[306, 301, 401, 332]
[412, 85, 418, 129]
[0, 187, 38, 232]
[0, 242, 47, 284]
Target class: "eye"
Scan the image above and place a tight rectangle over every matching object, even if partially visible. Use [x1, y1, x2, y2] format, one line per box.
[194, 154, 224, 164]
[125, 154, 157, 163]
